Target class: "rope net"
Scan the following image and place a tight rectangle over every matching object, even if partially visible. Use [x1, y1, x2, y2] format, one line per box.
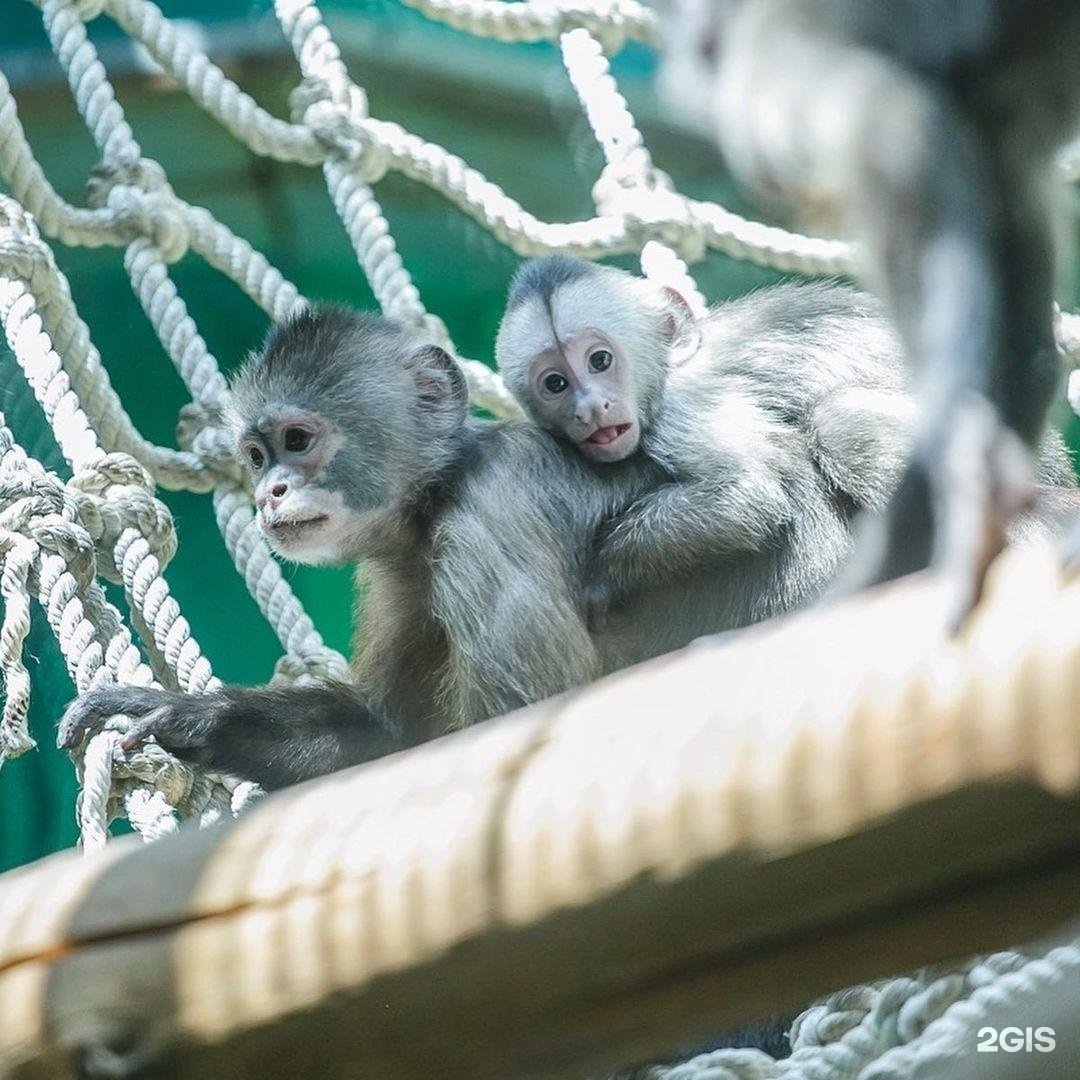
[1, 0, 1079, 1074]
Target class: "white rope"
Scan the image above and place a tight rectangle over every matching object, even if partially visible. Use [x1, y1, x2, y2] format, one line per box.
[642, 943, 1080, 1079]
[558, 27, 708, 313]
[398, 0, 659, 50]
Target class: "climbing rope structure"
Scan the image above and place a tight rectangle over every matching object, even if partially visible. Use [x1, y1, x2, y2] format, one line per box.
[2, 0, 1080, 1076]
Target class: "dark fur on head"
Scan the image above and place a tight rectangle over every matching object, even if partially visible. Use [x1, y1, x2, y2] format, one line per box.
[231, 304, 468, 516]
[498, 256, 678, 456]
[506, 254, 597, 311]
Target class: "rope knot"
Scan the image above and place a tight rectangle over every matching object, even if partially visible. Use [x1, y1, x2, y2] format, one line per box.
[71, 453, 154, 496]
[0, 467, 98, 588]
[593, 166, 707, 264]
[113, 739, 195, 808]
[542, 0, 628, 54]
[30, 517, 98, 587]
[87, 157, 190, 263]
[71, 453, 178, 571]
[289, 77, 388, 183]
[0, 195, 42, 244]
[0, 195, 53, 284]
[176, 402, 243, 484]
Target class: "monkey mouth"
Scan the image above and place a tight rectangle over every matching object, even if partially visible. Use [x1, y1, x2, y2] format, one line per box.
[583, 423, 633, 447]
[262, 514, 329, 540]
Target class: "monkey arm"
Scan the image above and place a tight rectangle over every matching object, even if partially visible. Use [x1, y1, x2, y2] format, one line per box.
[592, 471, 795, 598]
[713, 2, 1080, 623]
[59, 683, 404, 791]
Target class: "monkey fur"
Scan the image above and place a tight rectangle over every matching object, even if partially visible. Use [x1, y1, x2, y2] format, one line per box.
[63, 269, 1078, 789]
[496, 256, 1077, 621]
[61, 307, 668, 787]
[656, 0, 1080, 617]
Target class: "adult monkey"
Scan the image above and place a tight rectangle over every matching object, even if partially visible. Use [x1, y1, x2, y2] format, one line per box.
[62, 283, 1080, 790]
[658, 0, 1080, 619]
[60, 308, 800, 1066]
[58, 285, 948, 789]
[60, 307, 673, 789]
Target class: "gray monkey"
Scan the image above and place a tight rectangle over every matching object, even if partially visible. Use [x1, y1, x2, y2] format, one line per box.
[656, 0, 1080, 617]
[59, 290, 1076, 790]
[496, 256, 1077, 628]
[60, 306, 667, 787]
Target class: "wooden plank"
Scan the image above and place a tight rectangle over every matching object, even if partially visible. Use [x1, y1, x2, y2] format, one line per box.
[0, 546, 1078, 1077]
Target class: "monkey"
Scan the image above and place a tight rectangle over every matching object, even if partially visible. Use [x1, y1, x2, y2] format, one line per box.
[495, 255, 1079, 626]
[58, 275, 1079, 793]
[655, 0, 1080, 618]
[60, 306, 679, 789]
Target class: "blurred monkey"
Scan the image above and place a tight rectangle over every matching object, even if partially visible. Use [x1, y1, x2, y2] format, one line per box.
[658, 0, 1080, 617]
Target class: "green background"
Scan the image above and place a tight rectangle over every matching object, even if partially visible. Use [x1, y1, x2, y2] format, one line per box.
[1, 0, 1077, 870]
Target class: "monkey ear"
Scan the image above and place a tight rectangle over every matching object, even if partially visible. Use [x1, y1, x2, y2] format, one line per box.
[405, 344, 469, 422]
[660, 286, 701, 367]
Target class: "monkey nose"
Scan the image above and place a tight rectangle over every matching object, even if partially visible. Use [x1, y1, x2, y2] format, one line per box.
[259, 482, 289, 510]
[576, 398, 606, 424]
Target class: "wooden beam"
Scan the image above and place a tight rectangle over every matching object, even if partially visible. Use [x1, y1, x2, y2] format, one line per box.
[0, 544, 1078, 1078]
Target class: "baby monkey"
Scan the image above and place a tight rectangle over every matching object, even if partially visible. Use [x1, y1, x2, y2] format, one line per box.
[496, 256, 1076, 622]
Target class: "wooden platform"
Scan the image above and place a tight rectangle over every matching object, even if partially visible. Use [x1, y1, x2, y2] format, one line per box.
[1, 544, 1078, 1078]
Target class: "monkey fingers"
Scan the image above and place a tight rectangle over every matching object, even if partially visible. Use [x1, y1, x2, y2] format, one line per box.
[58, 685, 218, 764]
[58, 685, 165, 750]
[923, 400, 1034, 631]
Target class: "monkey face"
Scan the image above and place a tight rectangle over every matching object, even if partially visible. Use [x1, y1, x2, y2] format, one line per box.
[496, 261, 697, 464]
[231, 306, 472, 566]
[238, 404, 377, 565]
[526, 329, 642, 462]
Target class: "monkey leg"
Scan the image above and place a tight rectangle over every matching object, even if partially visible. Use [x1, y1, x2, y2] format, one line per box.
[843, 398, 1035, 619]
[712, 2, 1080, 623]
[808, 388, 916, 512]
[864, 125, 1070, 618]
[715, 5, 1049, 616]
[838, 74, 1066, 619]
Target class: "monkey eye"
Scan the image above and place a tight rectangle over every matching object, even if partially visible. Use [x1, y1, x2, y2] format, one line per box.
[247, 445, 265, 470]
[542, 372, 569, 394]
[588, 349, 613, 373]
[283, 427, 313, 453]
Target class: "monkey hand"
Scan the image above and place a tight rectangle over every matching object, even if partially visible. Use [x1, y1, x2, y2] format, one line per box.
[59, 685, 222, 766]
